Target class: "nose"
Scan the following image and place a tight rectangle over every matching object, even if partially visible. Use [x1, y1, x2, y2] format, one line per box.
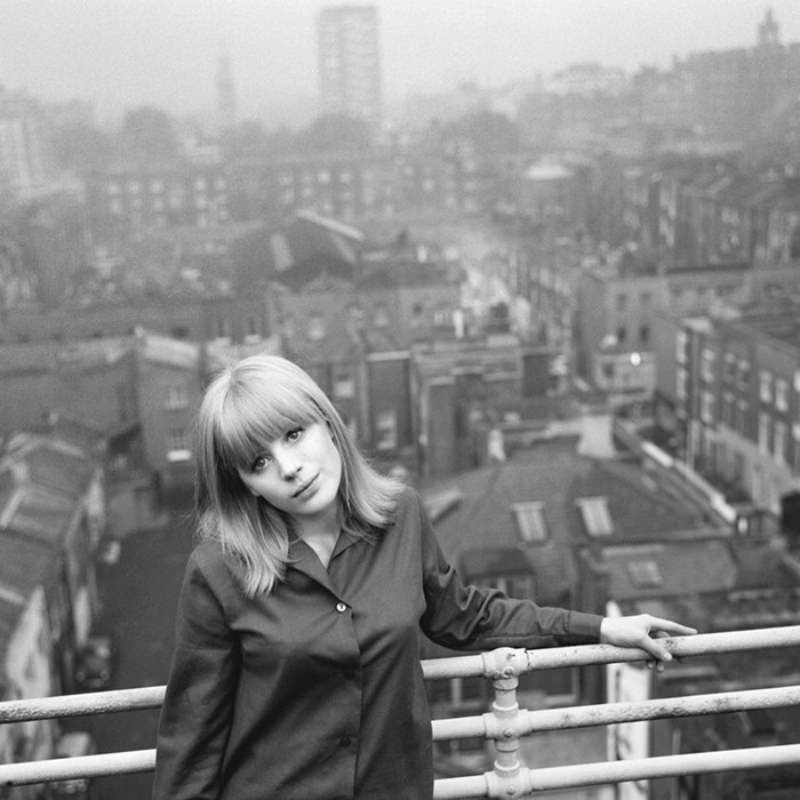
[272, 445, 302, 480]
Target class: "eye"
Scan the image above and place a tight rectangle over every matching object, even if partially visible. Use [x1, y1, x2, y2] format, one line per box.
[286, 427, 304, 443]
[251, 454, 271, 473]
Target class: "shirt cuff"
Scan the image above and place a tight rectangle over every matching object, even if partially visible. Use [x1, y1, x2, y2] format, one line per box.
[567, 610, 604, 642]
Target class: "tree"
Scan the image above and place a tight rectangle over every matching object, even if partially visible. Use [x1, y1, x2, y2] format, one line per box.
[443, 110, 521, 155]
[220, 120, 297, 160]
[299, 113, 372, 153]
[119, 106, 178, 163]
[52, 121, 113, 173]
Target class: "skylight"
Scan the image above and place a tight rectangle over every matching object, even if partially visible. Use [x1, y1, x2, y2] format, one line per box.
[627, 559, 664, 588]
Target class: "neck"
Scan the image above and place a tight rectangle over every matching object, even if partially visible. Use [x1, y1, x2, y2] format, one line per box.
[294, 502, 341, 543]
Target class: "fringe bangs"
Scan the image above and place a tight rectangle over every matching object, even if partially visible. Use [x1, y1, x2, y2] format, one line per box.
[213, 379, 320, 473]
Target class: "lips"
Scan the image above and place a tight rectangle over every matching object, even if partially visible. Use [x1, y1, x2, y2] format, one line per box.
[292, 474, 318, 499]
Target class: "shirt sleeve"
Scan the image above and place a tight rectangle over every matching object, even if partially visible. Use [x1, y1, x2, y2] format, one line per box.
[414, 492, 603, 650]
[152, 546, 241, 800]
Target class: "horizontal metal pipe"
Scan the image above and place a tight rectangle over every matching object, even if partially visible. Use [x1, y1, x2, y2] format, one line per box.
[422, 625, 800, 678]
[433, 744, 800, 799]
[3, 627, 798, 725]
[0, 686, 164, 723]
[0, 749, 156, 785]
[432, 684, 800, 740]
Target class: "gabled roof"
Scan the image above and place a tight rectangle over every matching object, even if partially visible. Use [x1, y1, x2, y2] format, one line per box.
[4, 433, 94, 497]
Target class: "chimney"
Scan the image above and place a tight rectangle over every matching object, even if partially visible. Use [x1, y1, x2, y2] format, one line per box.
[577, 413, 616, 459]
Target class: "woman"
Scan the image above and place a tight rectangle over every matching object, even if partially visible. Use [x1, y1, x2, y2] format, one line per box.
[152, 354, 695, 800]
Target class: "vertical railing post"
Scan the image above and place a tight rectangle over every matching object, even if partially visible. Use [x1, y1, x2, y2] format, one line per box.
[481, 648, 531, 798]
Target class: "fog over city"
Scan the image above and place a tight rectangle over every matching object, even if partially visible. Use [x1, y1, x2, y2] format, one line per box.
[3, 0, 800, 123]
[5, 1, 800, 798]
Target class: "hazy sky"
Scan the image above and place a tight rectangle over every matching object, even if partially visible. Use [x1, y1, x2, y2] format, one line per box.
[2, 1, 799, 126]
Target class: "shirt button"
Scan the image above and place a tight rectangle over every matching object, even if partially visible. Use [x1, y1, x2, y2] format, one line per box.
[339, 736, 352, 748]
[335, 601, 348, 613]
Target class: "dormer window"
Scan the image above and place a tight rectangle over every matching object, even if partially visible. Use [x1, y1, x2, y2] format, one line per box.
[576, 496, 614, 537]
[511, 502, 549, 544]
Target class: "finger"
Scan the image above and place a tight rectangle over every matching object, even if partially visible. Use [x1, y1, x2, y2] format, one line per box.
[647, 618, 698, 635]
[640, 639, 672, 662]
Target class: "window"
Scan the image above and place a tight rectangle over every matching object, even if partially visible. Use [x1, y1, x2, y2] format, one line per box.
[723, 352, 737, 383]
[308, 313, 326, 341]
[774, 421, 787, 465]
[511, 502, 549, 543]
[738, 360, 751, 390]
[167, 428, 191, 462]
[737, 399, 748, 436]
[433, 306, 452, 327]
[775, 378, 788, 412]
[758, 413, 771, 455]
[701, 391, 715, 424]
[676, 330, 688, 364]
[576, 497, 614, 537]
[215, 318, 230, 340]
[722, 392, 734, 428]
[166, 382, 188, 409]
[375, 410, 397, 451]
[333, 368, 355, 399]
[676, 368, 687, 401]
[701, 348, 716, 383]
[374, 303, 389, 327]
[639, 291, 652, 309]
[759, 370, 773, 404]
[616, 326, 627, 344]
[639, 324, 650, 345]
[615, 293, 627, 312]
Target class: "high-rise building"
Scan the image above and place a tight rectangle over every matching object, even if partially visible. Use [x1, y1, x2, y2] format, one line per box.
[216, 50, 237, 131]
[0, 88, 53, 195]
[316, 4, 382, 129]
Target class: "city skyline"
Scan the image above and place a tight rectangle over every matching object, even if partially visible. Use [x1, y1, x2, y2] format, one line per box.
[2, 1, 800, 126]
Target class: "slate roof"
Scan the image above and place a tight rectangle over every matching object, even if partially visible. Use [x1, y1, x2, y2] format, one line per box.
[4, 434, 94, 497]
[426, 438, 596, 606]
[0, 529, 59, 667]
[2, 484, 73, 544]
[424, 428, 728, 622]
[234, 211, 363, 294]
[600, 539, 738, 601]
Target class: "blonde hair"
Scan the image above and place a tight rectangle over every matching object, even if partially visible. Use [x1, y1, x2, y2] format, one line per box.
[195, 354, 403, 596]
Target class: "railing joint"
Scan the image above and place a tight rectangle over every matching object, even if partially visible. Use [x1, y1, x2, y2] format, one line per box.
[480, 647, 530, 680]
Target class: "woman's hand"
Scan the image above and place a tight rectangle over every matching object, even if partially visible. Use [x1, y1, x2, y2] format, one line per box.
[599, 614, 697, 667]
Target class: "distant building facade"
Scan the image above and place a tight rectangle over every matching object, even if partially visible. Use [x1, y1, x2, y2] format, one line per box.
[317, 4, 382, 129]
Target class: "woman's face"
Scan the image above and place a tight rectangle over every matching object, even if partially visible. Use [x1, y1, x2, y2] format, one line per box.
[236, 421, 343, 526]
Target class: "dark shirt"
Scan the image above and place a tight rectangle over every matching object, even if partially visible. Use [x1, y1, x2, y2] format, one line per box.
[152, 488, 602, 800]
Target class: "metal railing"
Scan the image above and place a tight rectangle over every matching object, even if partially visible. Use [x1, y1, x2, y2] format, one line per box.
[1, 626, 800, 798]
